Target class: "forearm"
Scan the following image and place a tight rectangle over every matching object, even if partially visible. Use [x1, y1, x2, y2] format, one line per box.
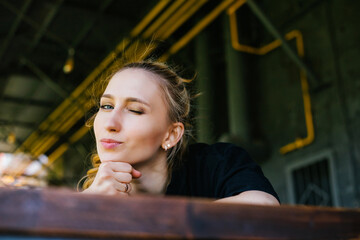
[215, 190, 280, 205]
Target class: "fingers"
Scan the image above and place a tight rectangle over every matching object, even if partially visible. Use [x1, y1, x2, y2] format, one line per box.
[113, 172, 132, 183]
[121, 182, 132, 193]
[131, 168, 142, 178]
[101, 162, 133, 173]
[112, 179, 132, 193]
[101, 162, 141, 177]
[86, 162, 139, 196]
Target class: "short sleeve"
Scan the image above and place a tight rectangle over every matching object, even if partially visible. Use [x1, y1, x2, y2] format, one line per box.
[166, 143, 280, 202]
[209, 143, 278, 200]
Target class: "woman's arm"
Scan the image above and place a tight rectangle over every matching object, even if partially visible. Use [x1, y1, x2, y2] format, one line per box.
[216, 190, 280, 205]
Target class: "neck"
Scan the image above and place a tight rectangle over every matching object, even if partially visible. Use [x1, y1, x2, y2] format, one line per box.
[132, 151, 169, 196]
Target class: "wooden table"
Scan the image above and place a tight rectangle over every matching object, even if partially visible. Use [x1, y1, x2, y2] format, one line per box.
[0, 187, 359, 239]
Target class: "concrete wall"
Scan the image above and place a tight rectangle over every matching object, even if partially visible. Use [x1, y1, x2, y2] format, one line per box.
[193, 0, 360, 207]
[255, 0, 360, 207]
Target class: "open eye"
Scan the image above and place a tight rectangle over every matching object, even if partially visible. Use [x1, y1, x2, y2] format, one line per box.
[100, 104, 114, 110]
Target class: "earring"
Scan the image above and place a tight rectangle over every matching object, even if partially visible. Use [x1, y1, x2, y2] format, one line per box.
[164, 143, 171, 151]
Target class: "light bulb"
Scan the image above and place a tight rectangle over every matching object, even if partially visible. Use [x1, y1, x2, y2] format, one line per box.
[63, 48, 75, 74]
[63, 57, 74, 73]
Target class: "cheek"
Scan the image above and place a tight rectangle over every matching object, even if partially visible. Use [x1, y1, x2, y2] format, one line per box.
[93, 116, 102, 154]
[126, 118, 167, 146]
[93, 115, 100, 138]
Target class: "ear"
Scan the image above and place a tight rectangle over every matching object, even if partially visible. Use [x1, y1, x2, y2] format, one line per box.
[162, 122, 184, 150]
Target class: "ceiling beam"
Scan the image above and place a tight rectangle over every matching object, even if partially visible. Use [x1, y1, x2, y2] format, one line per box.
[27, 0, 64, 54]
[20, 57, 69, 99]
[71, 0, 113, 49]
[0, 0, 121, 73]
[0, 119, 37, 129]
[0, 0, 32, 61]
[0, 0, 69, 50]
[1, 95, 55, 108]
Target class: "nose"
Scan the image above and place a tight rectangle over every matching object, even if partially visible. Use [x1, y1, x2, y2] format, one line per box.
[104, 111, 121, 132]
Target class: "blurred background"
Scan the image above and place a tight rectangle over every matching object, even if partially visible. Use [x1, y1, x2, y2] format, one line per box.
[0, 0, 359, 208]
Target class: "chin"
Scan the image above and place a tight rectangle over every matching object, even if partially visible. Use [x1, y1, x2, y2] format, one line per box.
[98, 152, 125, 163]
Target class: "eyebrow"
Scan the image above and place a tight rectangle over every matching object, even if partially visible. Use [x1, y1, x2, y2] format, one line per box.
[101, 94, 150, 107]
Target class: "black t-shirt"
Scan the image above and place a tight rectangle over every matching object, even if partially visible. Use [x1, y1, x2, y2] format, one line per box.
[165, 142, 279, 202]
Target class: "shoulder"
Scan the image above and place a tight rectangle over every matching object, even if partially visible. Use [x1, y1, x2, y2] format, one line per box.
[183, 142, 255, 176]
[187, 142, 251, 164]
[169, 142, 280, 201]
[188, 142, 248, 155]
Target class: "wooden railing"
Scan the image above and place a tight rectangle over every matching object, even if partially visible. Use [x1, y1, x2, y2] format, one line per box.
[0, 187, 359, 239]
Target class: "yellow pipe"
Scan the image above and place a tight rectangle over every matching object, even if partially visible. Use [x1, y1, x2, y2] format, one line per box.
[142, 0, 186, 38]
[160, 0, 236, 61]
[228, 1, 314, 154]
[160, 0, 207, 40]
[48, 125, 90, 165]
[229, 8, 281, 55]
[156, 0, 197, 39]
[279, 70, 314, 154]
[26, 127, 90, 177]
[68, 125, 89, 143]
[32, 108, 84, 156]
[279, 33, 314, 154]
[27, 102, 84, 156]
[29, 126, 90, 177]
[31, 105, 81, 147]
[227, 0, 247, 14]
[47, 143, 69, 165]
[130, 0, 170, 37]
[287, 29, 304, 56]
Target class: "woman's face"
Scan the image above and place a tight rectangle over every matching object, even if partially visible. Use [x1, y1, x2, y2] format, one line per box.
[94, 68, 171, 165]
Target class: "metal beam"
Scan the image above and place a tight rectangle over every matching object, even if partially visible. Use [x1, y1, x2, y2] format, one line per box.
[71, 0, 113, 49]
[0, 0, 69, 49]
[246, 0, 320, 86]
[27, 0, 64, 54]
[0, 0, 98, 68]
[1, 95, 55, 108]
[0, 0, 32, 61]
[20, 58, 69, 99]
[0, 119, 36, 129]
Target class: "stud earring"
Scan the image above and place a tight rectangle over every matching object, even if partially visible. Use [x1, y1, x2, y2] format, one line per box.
[164, 143, 171, 151]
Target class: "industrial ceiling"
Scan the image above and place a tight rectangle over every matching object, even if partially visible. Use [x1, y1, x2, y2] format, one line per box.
[0, 0, 241, 175]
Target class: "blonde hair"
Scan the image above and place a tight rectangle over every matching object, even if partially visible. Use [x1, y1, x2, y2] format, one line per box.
[81, 60, 194, 190]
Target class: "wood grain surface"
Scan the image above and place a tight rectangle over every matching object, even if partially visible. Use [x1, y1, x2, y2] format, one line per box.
[0, 187, 359, 239]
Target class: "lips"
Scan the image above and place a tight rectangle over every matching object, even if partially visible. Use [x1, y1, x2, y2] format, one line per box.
[100, 139, 123, 149]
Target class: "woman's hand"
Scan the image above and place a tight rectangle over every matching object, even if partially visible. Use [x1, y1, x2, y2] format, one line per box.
[83, 162, 141, 196]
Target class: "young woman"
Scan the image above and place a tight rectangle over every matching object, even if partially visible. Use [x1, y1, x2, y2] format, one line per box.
[82, 61, 279, 205]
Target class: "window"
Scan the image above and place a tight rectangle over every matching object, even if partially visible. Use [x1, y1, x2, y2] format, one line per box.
[286, 150, 339, 206]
